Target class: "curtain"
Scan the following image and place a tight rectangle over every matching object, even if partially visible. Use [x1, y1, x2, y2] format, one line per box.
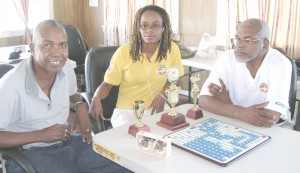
[13, 0, 31, 44]
[217, 0, 300, 58]
[103, 0, 179, 46]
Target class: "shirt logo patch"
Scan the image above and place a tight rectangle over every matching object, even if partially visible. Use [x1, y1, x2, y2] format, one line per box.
[275, 102, 286, 109]
[157, 64, 167, 75]
[258, 82, 268, 93]
[107, 64, 114, 73]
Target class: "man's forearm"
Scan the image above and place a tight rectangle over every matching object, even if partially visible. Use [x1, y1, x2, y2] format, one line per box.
[198, 95, 242, 119]
[0, 131, 42, 148]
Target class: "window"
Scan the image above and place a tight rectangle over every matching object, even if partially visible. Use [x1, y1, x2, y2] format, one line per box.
[216, 0, 300, 58]
[103, 0, 179, 46]
[0, 0, 53, 38]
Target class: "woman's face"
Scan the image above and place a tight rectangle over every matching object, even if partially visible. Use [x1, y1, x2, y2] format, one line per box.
[139, 10, 164, 45]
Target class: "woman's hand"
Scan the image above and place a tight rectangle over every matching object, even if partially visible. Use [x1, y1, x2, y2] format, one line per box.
[150, 93, 166, 115]
[90, 97, 103, 122]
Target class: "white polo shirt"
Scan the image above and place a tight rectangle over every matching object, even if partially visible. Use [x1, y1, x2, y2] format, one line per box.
[200, 48, 292, 121]
[0, 58, 77, 148]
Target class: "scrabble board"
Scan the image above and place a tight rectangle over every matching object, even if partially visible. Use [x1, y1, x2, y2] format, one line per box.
[166, 118, 271, 166]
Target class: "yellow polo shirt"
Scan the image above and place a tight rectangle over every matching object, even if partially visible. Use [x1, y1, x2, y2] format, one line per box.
[104, 42, 184, 109]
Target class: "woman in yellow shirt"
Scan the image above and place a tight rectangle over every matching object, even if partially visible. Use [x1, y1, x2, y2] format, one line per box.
[91, 5, 184, 127]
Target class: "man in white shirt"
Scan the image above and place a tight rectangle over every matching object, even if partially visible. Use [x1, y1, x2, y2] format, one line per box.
[199, 18, 291, 127]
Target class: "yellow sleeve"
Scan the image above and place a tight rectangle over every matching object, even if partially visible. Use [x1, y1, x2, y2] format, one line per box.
[104, 46, 124, 86]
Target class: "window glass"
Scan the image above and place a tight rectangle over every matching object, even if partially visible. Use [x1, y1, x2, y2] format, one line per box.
[0, 0, 50, 35]
[0, 1, 24, 32]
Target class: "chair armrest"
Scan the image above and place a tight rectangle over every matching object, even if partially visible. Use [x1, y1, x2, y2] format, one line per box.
[81, 92, 111, 121]
[81, 92, 101, 133]
[89, 116, 101, 134]
[0, 148, 37, 173]
[81, 92, 113, 133]
[81, 92, 92, 108]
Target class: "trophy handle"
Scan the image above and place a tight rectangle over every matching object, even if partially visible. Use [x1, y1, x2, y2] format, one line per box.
[165, 90, 170, 98]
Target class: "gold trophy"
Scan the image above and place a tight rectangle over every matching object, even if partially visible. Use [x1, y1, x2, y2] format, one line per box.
[128, 100, 150, 137]
[186, 74, 203, 119]
[156, 67, 189, 131]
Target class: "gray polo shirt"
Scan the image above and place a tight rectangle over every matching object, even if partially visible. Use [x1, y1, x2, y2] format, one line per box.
[0, 57, 77, 148]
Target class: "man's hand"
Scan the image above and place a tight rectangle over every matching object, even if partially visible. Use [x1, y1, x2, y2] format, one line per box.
[239, 102, 278, 127]
[39, 124, 71, 143]
[260, 107, 281, 125]
[76, 103, 92, 144]
[208, 79, 232, 104]
[68, 111, 80, 133]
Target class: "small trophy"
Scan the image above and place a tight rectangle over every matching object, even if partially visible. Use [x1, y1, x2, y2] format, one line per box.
[156, 67, 189, 131]
[128, 100, 151, 137]
[186, 74, 203, 119]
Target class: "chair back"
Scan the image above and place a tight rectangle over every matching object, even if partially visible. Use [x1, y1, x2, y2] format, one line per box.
[295, 107, 300, 131]
[85, 46, 119, 120]
[63, 24, 87, 91]
[294, 60, 300, 131]
[63, 24, 87, 73]
[288, 57, 297, 120]
[0, 63, 14, 79]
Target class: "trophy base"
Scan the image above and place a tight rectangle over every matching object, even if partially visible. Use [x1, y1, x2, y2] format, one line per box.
[186, 108, 203, 120]
[128, 124, 151, 137]
[156, 113, 189, 131]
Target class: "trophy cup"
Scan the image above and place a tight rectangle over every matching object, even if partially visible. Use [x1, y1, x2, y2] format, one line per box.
[156, 67, 189, 131]
[186, 74, 203, 119]
[128, 100, 151, 137]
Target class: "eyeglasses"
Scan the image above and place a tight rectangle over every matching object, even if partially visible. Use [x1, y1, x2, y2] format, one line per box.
[140, 24, 162, 31]
[233, 37, 263, 44]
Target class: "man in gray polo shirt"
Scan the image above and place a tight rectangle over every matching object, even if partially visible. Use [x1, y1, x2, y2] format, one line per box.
[0, 20, 131, 173]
